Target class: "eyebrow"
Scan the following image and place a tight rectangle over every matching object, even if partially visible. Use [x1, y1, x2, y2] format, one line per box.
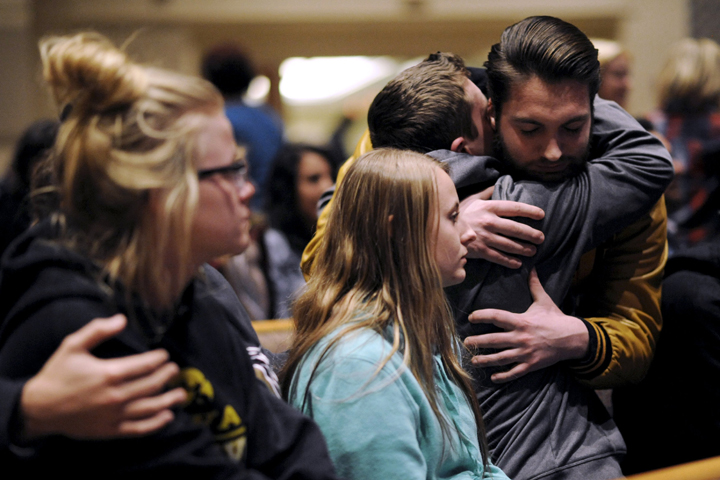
[510, 114, 590, 126]
[510, 113, 590, 126]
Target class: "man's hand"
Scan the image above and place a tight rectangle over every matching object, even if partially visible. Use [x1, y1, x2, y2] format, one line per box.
[464, 269, 589, 383]
[460, 187, 545, 268]
[20, 314, 187, 441]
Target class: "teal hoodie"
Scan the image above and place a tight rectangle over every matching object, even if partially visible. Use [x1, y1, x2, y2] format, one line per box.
[289, 326, 510, 480]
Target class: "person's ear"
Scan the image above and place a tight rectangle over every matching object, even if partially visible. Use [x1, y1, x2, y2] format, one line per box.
[450, 137, 466, 153]
[487, 99, 497, 131]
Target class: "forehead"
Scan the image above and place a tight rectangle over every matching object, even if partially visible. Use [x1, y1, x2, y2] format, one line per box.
[299, 151, 330, 170]
[463, 78, 488, 110]
[605, 54, 630, 72]
[434, 166, 458, 208]
[503, 76, 591, 122]
[194, 112, 236, 170]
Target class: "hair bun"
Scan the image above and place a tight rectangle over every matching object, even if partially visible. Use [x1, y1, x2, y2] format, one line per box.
[40, 32, 147, 116]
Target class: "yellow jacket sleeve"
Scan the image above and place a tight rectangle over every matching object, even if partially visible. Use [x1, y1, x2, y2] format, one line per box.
[301, 130, 373, 279]
[569, 198, 667, 389]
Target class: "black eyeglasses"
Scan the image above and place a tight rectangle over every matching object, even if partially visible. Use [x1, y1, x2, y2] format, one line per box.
[197, 161, 249, 190]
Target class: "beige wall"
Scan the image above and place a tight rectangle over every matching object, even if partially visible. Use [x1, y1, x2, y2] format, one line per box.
[0, 0, 694, 174]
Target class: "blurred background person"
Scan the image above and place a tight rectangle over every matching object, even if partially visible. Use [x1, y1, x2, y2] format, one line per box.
[593, 38, 633, 109]
[264, 143, 336, 317]
[646, 37, 720, 251]
[202, 43, 284, 209]
[220, 143, 337, 319]
[0, 119, 58, 257]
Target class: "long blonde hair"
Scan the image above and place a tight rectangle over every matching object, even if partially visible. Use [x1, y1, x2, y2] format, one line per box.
[38, 32, 223, 310]
[657, 38, 720, 114]
[281, 148, 488, 460]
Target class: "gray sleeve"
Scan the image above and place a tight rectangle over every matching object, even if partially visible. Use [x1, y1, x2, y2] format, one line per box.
[427, 150, 502, 193]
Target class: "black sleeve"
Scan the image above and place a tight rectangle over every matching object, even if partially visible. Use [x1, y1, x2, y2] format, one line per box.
[243, 374, 340, 480]
[0, 378, 25, 449]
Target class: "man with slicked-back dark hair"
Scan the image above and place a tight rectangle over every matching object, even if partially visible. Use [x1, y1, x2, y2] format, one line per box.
[446, 16, 668, 480]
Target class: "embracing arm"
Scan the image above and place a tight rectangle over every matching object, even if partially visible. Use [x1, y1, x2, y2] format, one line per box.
[0, 300, 259, 477]
[301, 130, 546, 277]
[491, 97, 673, 259]
[0, 315, 185, 449]
[19, 315, 185, 442]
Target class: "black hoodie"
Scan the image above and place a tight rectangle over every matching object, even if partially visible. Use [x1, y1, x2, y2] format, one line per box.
[0, 221, 339, 480]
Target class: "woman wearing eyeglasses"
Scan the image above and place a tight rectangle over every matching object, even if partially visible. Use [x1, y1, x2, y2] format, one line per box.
[0, 33, 338, 479]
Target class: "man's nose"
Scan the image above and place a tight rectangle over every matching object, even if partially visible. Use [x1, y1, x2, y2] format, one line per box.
[544, 137, 562, 162]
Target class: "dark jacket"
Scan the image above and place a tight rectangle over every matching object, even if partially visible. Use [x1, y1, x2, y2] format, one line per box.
[614, 241, 720, 473]
[0, 221, 338, 480]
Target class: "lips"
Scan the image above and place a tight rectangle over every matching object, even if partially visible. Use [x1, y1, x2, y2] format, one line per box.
[535, 161, 569, 173]
[459, 248, 468, 265]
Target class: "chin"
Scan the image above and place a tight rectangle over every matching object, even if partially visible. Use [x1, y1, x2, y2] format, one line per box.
[235, 240, 251, 256]
[442, 271, 467, 288]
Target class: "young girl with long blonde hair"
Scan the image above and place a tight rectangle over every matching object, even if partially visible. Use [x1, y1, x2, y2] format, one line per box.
[282, 148, 509, 479]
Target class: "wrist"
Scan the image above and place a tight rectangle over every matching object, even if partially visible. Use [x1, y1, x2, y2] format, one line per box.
[559, 315, 590, 362]
[568, 316, 591, 361]
[19, 377, 55, 442]
[567, 318, 612, 379]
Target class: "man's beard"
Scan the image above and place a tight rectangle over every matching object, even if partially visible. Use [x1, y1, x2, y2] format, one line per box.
[493, 130, 590, 183]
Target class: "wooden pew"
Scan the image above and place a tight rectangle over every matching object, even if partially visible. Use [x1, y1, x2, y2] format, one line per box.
[252, 319, 294, 353]
[623, 456, 720, 480]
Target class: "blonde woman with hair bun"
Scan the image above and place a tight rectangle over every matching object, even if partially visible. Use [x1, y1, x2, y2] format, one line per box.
[0, 32, 339, 479]
[646, 37, 720, 250]
[656, 38, 720, 115]
[281, 148, 509, 480]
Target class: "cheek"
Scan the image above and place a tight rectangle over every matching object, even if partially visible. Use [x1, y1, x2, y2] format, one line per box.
[298, 182, 326, 219]
[436, 226, 458, 259]
[504, 132, 535, 164]
[566, 130, 591, 157]
[197, 186, 243, 236]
